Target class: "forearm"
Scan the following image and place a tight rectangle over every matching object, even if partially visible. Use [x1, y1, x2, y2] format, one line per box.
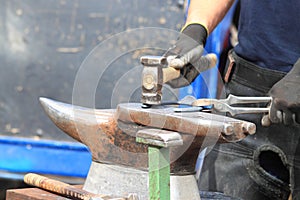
[186, 0, 235, 34]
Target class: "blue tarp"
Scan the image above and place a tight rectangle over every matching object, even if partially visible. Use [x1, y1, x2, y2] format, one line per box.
[0, 136, 91, 177]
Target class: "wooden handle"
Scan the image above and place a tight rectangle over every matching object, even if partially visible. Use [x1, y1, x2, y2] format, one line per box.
[24, 173, 104, 200]
[162, 67, 180, 83]
[163, 53, 218, 83]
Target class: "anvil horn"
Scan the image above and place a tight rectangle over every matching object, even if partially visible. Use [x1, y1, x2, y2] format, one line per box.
[39, 97, 115, 143]
[39, 97, 82, 142]
[39, 97, 149, 170]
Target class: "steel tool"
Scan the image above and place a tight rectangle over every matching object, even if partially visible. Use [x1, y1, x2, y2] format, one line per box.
[141, 54, 217, 105]
[189, 94, 272, 116]
[187, 94, 276, 126]
[24, 173, 138, 200]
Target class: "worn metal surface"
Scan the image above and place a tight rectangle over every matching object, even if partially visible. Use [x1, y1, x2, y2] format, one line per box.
[39, 98, 149, 171]
[83, 162, 149, 200]
[141, 56, 166, 105]
[117, 103, 256, 141]
[117, 103, 256, 174]
[171, 175, 200, 200]
[140, 54, 217, 106]
[83, 162, 200, 200]
[136, 129, 183, 148]
[40, 98, 256, 175]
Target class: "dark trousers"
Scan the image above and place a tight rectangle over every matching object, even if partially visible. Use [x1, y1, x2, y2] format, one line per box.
[198, 51, 300, 200]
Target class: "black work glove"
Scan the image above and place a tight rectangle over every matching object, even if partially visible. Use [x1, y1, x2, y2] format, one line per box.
[164, 23, 208, 88]
[268, 58, 300, 125]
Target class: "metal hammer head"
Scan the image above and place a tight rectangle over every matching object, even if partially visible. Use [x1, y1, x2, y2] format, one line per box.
[140, 56, 166, 105]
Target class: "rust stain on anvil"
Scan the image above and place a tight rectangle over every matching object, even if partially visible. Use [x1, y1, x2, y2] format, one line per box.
[39, 98, 255, 174]
[65, 110, 149, 170]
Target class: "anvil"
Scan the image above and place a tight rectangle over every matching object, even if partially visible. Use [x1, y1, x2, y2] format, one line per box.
[39, 97, 255, 199]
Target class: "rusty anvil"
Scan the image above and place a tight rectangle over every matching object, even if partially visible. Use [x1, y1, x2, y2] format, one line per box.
[39, 55, 256, 199]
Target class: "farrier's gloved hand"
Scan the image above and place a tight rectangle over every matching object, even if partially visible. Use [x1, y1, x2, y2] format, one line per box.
[164, 23, 208, 88]
[268, 58, 300, 125]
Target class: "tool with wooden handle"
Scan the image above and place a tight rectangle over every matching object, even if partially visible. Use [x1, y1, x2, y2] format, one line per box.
[140, 53, 217, 106]
[24, 173, 106, 200]
[24, 173, 138, 200]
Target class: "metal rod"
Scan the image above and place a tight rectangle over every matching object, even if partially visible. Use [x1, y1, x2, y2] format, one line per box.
[148, 146, 171, 200]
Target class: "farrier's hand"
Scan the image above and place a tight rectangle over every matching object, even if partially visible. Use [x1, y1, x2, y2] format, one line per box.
[164, 23, 208, 88]
[268, 58, 300, 125]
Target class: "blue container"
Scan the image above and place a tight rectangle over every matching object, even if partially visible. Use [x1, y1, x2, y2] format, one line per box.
[0, 136, 91, 177]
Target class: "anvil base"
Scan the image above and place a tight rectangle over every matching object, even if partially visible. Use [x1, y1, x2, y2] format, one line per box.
[84, 161, 200, 200]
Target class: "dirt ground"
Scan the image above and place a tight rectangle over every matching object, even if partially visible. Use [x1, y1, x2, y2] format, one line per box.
[0, 0, 184, 141]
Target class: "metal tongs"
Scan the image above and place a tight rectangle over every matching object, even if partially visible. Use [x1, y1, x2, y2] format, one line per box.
[190, 94, 272, 116]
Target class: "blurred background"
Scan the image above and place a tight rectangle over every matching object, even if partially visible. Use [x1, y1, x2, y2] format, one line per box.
[0, 0, 185, 199]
